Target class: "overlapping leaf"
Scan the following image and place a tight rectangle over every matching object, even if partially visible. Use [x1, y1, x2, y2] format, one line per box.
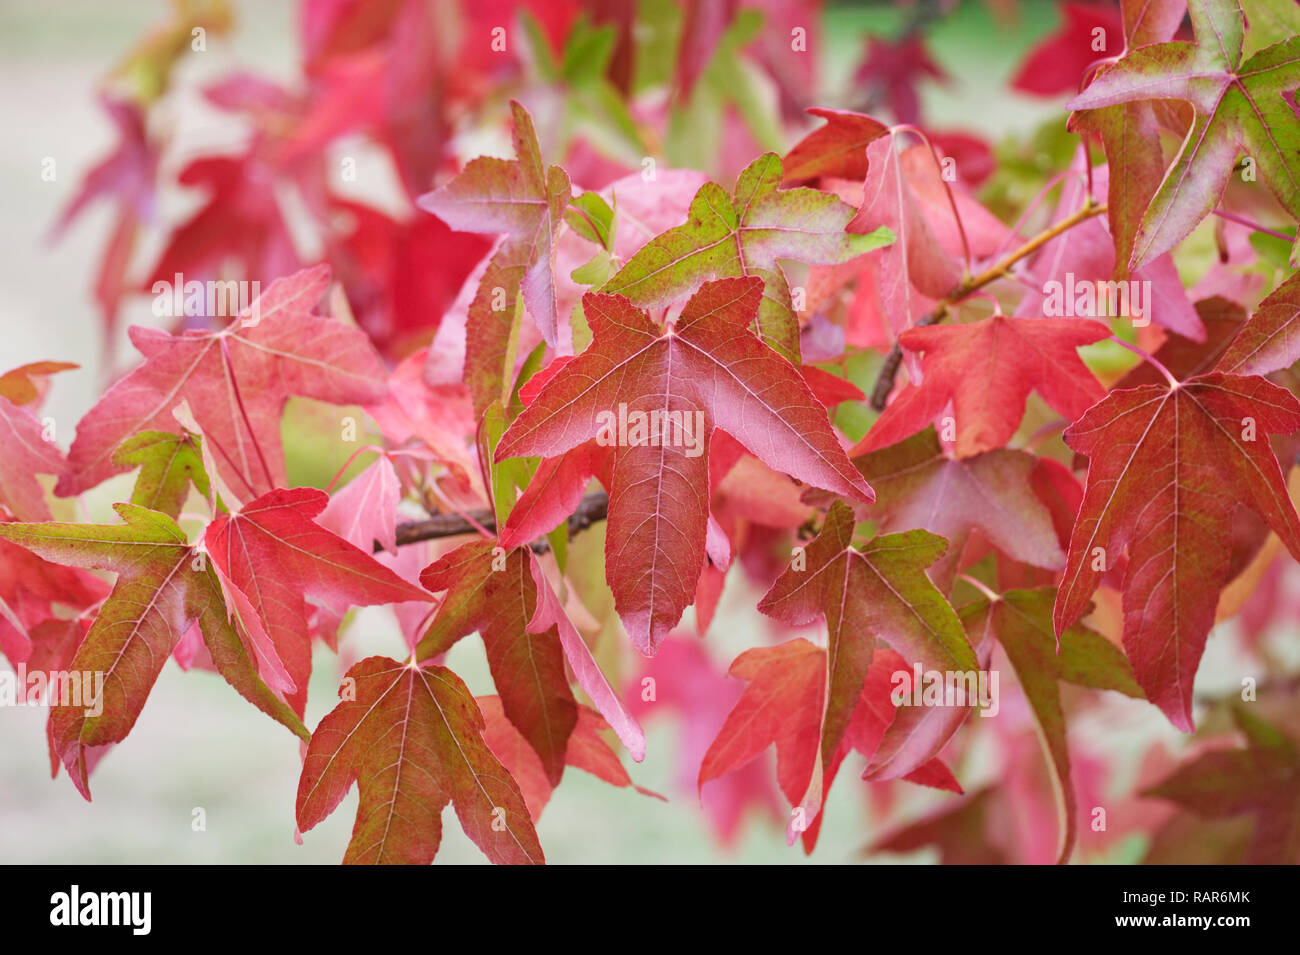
[495, 278, 873, 653]
[417, 539, 578, 786]
[1053, 371, 1300, 730]
[756, 500, 975, 830]
[1069, 0, 1189, 276]
[59, 265, 388, 500]
[205, 487, 429, 715]
[1216, 271, 1300, 375]
[296, 656, 544, 865]
[0, 395, 64, 522]
[1144, 705, 1300, 863]
[969, 587, 1142, 863]
[1067, 0, 1300, 272]
[601, 153, 893, 360]
[112, 430, 210, 519]
[417, 101, 570, 411]
[856, 315, 1111, 457]
[698, 637, 906, 850]
[853, 428, 1067, 587]
[0, 505, 307, 796]
[478, 695, 658, 822]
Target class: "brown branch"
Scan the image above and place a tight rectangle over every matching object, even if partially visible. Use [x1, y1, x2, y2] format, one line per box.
[387, 490, 610, 553]
[869, 201, 1108, 411]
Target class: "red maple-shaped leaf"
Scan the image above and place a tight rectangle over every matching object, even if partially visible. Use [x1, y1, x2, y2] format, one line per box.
[144, 153, 299, 297]
[58, 265, 388, 500]
[296, 656, 544, 865]
[856, 315, 1111, 457]
[328, 199, 491, 359]
[756, 500, 976, 828]
[853, 34, 948, 126]
[50, 96, 157, 334]
[698, 639, 825, 826]
[626, 636, 785, 845]
[698, 636, 938, 850]
[0, 505, 308, 797]
[205, 487, 429, 715]
[1054, 372, 1300, 730]
[417, 540, 578, 786]
[1066, 0, 1300, 272]
[417, 101, 570, 352]
[495, 278, 873, 653]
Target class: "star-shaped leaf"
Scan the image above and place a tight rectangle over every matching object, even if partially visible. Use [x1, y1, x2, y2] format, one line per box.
[1067, 0, 1300, 272]
[698, 637, 908, 849]
[58, 265, 389, 500]
[1053, 372, 1300, 730]
[853, 427, 1067, 587]
[0, 505, 308, 797]
[756, 500, 975, 828]
[856, 315, 1111, 457]
[601, 153, 893, 361]
[495, 278, 874, 653]
[205, 487, 429, 715]
[296, 656, 544, 865]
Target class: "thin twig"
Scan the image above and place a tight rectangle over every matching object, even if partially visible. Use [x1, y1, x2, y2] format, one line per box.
[387, 490, 610, 553]
[869, 201, 1108, 410]
[892, 123, 973, 275]
[1213, 209, 1297, 243]
[1110, 335, 1178, 389]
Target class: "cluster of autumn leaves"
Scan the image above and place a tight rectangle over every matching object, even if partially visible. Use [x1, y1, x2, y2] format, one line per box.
[4, 0, 1300, 864]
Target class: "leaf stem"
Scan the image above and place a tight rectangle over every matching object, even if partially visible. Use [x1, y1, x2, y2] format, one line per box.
[957, 573, 1001, 603]
[986, 167, 1083, 262]
[891, 123, 973, 275]
[1212, 209, 1297, 243]
[325, 444, 387, 493]
[1109, 335, 1178, 389]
